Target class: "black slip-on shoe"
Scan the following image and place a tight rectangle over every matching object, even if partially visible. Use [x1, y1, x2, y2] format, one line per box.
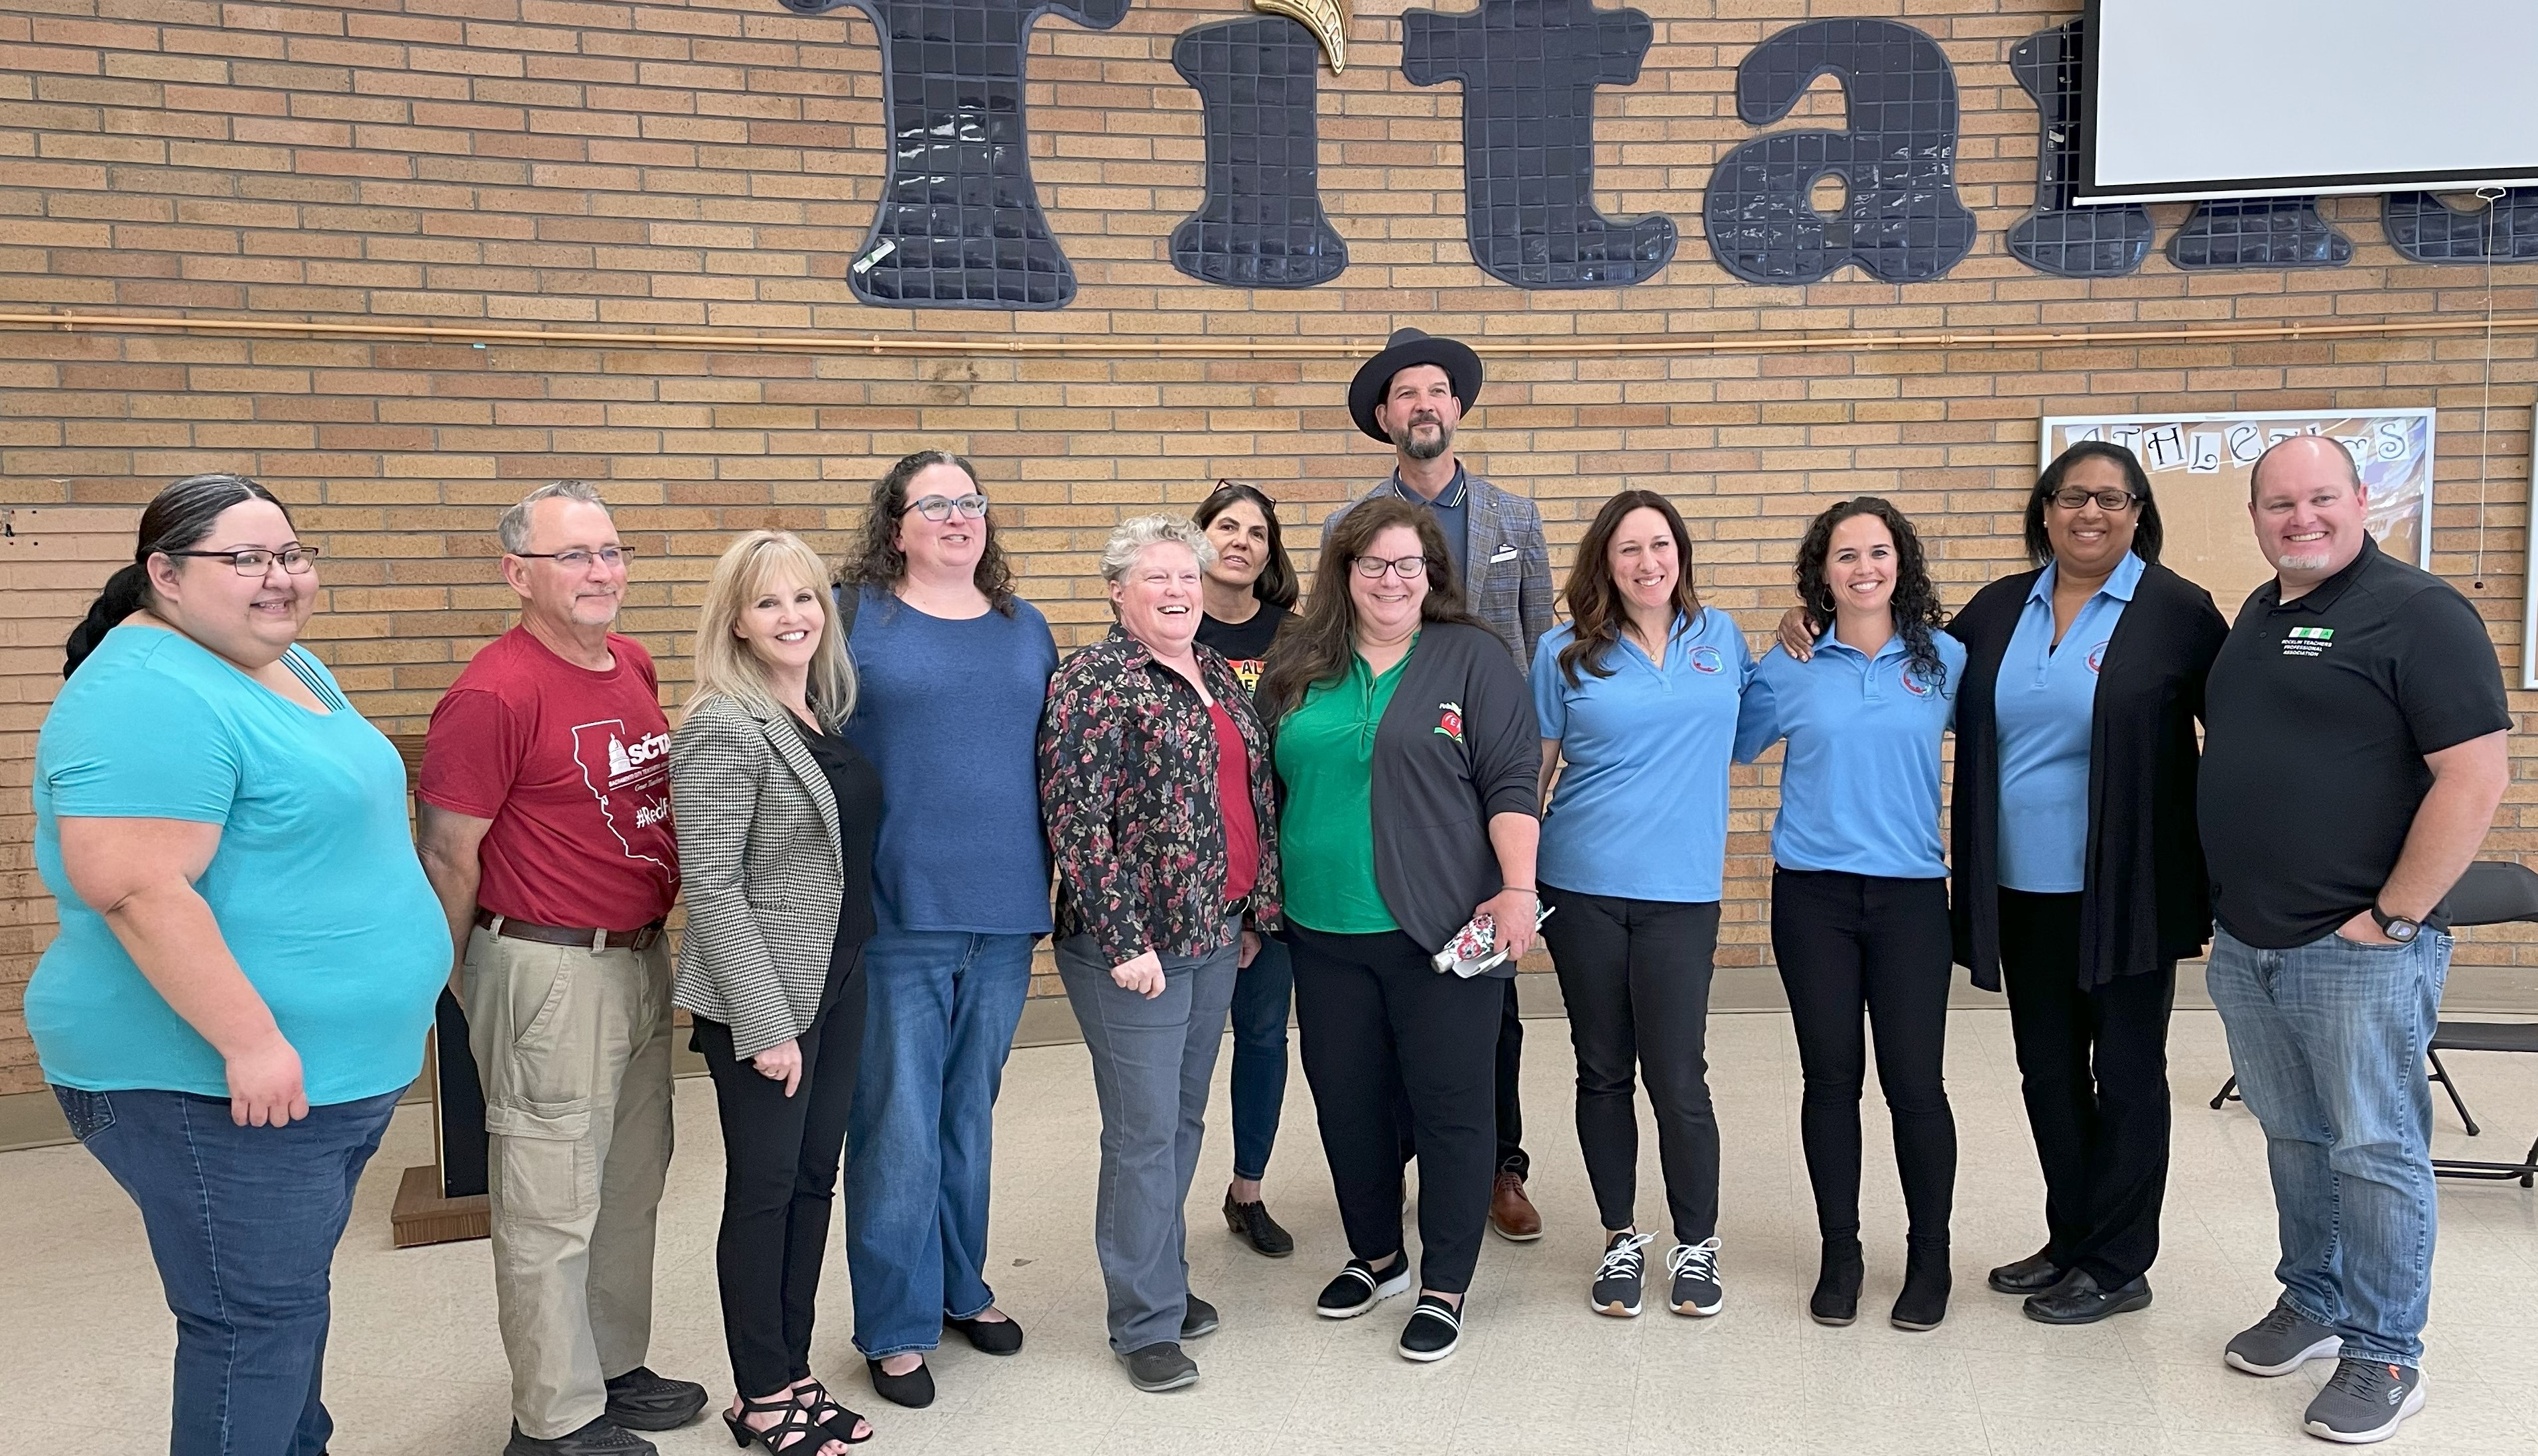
[945, 1311, 1024, 1355]
[864, 1357, 934, 1410]
[1315, 1255, 1411, 1319]
[1118, 1342, 1198, 1393]
[1397, 1295, 1463, 1362]
[1181, 1293, 1220, 1340]
[600, 1368, 706, 1432]
[505, 1419, 657, 1456]
[1987, 1248, 2065, 1295]
[2023, 1271, 2153, 1325]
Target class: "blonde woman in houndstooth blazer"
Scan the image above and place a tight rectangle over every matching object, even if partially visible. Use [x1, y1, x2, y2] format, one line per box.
[670, 529, 880, 1456]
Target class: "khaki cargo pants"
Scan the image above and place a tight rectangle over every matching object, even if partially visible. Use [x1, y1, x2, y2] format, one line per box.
[464, 925, 676, 1440]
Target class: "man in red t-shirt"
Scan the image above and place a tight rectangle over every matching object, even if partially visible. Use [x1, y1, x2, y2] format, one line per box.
[417, 482, 703, 1456]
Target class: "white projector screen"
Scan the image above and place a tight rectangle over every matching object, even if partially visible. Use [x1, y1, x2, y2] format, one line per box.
[2079, 0, 2538, 204]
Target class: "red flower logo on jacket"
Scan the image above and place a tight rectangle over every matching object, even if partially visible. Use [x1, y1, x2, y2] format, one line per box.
[1435, 701, 1465, 744]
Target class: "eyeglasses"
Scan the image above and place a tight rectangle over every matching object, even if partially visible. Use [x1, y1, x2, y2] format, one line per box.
[511, 547, 635, 569]
[1351, 554, 1429, 580]
[1215, 479, 1279, 507]
[168, 546, 320, 576]
[905, 493, 989, 522]
[2047, 488, 2140, 512]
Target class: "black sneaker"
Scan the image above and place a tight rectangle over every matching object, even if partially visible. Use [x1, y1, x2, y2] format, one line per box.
[1118, 1341, 1199, 1393]
[1397, 1294, 1462, 1362]
[2225, 1300, 2344, 1377]
[1666, 1237, 1724, 1317]
[1589, 1230, 1652, 1317]
[2302, 1358, 2425, 1443]
[1181, 1293, 1219, 1340]
[505, 1419, 657, 1456]
[1315, 1254, 1411, 1319]
[600, 1368, 707, 1432]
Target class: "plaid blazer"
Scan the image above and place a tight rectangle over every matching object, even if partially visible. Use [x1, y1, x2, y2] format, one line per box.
[669, 691, 846, 1059]
[1320, 470, 1555, 674]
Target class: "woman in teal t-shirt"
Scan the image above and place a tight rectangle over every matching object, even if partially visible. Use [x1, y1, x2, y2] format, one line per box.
[31, 474, 448, 1456]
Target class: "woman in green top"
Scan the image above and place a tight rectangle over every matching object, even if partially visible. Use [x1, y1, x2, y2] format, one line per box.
[1260, 497, 1542, 1365]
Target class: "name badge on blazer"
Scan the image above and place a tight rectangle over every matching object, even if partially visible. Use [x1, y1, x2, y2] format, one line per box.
[1487, 545, 1518, 564]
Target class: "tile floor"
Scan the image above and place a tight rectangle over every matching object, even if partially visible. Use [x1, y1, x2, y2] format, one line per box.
[4, 1006, 2535, 1455]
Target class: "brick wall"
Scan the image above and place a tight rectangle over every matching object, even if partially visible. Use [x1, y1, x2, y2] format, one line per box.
[4, 0, 2535, 1095]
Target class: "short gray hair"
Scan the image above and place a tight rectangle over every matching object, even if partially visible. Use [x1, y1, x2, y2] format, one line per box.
[1100, 513, 1215, 584]
[498, 480, 610, 554]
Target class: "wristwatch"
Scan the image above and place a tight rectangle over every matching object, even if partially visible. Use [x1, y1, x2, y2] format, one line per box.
[2370, 904, 2423, 944]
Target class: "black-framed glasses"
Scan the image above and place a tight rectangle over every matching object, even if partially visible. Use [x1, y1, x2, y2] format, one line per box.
[905, 493, 988, 522]
[168, 545, 320, 576]
[1351, 554, 1428, 580]
[511, 546, 634, 568]
[2046, 488, 2139, 512]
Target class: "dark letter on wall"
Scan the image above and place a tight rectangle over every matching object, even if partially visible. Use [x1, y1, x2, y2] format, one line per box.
[1704, 19, 1975, 285]
[2169, 198, 2350, 270]
[776, 0, 1128, 308]
[1402, 0, 1677, 289]
[2006, 20, 2150, 279]
[1169, 17, 1349, 289]
[2385, 190, 2538, 261]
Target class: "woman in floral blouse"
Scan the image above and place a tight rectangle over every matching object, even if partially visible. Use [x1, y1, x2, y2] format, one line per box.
[1035, 515, 1282, 1395]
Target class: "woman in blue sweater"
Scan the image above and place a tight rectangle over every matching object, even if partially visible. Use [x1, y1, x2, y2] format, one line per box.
[836, 450, 1059, 1409]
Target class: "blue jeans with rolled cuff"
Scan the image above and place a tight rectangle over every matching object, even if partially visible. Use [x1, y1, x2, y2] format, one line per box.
[53, 1085, 401, 1456]
[2206, 924, 2450, 1368]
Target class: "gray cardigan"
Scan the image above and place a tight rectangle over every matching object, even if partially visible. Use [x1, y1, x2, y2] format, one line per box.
[669, 692, 844, 1059]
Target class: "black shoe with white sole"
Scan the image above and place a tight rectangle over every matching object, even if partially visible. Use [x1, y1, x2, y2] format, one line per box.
[1589, 1230, 1652, 1317]
[1180, 1293, 1219, 1340]
[2303, 1358, 2424, 1443]
[1396, 1295, 1462, 1362]
[1118, 1342, 1199, 1393]
[1315, 1255, 1411, 1319]
[2224, 1300, 2343, 1376]
[1667, 1238, 1724, 1317]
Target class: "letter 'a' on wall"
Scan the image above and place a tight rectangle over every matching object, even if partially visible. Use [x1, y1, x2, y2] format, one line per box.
[775, 0, 1128, 309]
[1703, 19, 1977, 285]
[1169, 17, 1349, 289]
[2006, 19, 2151, 279]
[2385, 188, 2538, 261]
[2167, 198, 2352, 270]
[1402, 0, 1678, 289]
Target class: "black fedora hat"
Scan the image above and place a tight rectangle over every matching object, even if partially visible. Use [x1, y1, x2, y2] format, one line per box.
[1348, 327, 1483, 445]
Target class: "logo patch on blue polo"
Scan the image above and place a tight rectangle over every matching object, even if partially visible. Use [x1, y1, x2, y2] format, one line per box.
[2086, 640, 2108, 674]
[1688, 645, 1725, 674]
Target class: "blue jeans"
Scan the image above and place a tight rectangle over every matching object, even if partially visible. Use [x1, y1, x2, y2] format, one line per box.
[1227, 932, 1292, 1183]
[2206, 925, 2451, 1367]
[53, 1085, 401, 1456]
[844, 928, 1035, 1358]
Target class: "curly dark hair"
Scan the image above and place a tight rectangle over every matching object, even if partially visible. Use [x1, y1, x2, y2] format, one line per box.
[2025, 440, 2164, 568]
[1794, 495, 1948, 689]
[836, 448, 1018, 616]
[1558, 488, 1704, 689]
[1256, 497, 1485, 723]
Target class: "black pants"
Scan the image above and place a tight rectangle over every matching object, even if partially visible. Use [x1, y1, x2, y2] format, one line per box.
[1769, 869, 1956, 1244]
[1495, 978, 1528, 1177]
[693, 951, 868, 1395]
[1542, 887, 1722, 1245]
[1997, 889, 2175, 1287]
[1292, 925, 1501, 1295]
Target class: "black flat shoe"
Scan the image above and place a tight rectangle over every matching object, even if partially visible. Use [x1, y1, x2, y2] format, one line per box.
[945, 1311, 1024, 1355]
[2023, 1271, 2152, 1325]
[1809, 1236, 1863, 1327]
[1987, 1248, 2065, 1295]
[1223, 1189, 1295, 1258]
[865, 1357, 933, 1410]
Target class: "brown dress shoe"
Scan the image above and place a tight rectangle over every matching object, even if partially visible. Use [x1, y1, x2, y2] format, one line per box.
[1488, 1170, 1542, 1241]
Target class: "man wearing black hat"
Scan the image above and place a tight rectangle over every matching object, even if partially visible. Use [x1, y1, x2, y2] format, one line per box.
[1326, 326, 1555, 1243]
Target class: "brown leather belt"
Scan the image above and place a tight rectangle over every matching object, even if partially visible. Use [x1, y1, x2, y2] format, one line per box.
[474, 908, 665, 953]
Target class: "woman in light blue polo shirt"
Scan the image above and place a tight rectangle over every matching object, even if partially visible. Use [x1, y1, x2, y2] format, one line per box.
[31, 473, 449, 1456]
[1735, 496, 1966, 1335]
[1532, 490, 1750, 1325]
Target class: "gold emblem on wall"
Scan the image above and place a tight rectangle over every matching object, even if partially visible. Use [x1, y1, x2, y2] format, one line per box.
[1252, 0, 1346, 72]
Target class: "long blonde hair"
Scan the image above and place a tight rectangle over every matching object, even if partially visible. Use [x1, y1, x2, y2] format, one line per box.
[692, 530, 857, 730]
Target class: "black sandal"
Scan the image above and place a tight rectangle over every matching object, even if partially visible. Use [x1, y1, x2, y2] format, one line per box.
[722, 1392, 848, 1456]
[791, 1381, 873, 1447]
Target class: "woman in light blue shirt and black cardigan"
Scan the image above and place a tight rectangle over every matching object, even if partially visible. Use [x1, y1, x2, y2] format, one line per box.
[1737, 496, 1966, 1335]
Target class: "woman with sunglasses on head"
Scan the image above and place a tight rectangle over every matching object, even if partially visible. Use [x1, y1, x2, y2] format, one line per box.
[1737, 496, 1965, 1333]
[30, 474, 448, 1456]
[1190, 481, 1304, 1257]
[835, 450, 1058, 1409]
[1260, 497, 1540, 1364]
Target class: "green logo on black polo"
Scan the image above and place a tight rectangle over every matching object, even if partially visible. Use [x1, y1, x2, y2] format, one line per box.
[2283, 626, 2334, 657]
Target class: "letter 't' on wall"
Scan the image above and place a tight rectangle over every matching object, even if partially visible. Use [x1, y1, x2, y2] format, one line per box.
[776, 0, 1128, 309]
[1703, 19, 1975, 285]
[1169, 17, 1349, 289]
[2385, 190, 2538, 261]
[1402, 0, 1677, 290]
[2007, 19, 2151, 279]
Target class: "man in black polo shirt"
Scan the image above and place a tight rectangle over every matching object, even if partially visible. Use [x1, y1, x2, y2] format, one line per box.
[2200, 434, 2509, 1445]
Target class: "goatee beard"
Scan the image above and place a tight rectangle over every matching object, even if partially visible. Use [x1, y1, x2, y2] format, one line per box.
[1393, 423, 1451, 461]
[2276, 551, 2332, 574]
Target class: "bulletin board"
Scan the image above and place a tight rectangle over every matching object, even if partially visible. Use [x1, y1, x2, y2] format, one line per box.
[2039, 409, 2436, 618]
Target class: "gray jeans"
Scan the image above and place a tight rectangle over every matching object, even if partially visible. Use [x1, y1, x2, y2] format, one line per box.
[1055, 927, 1241, 1354]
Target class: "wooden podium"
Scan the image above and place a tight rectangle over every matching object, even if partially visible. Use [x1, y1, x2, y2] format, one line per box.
[383, 733, 494, 1248]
